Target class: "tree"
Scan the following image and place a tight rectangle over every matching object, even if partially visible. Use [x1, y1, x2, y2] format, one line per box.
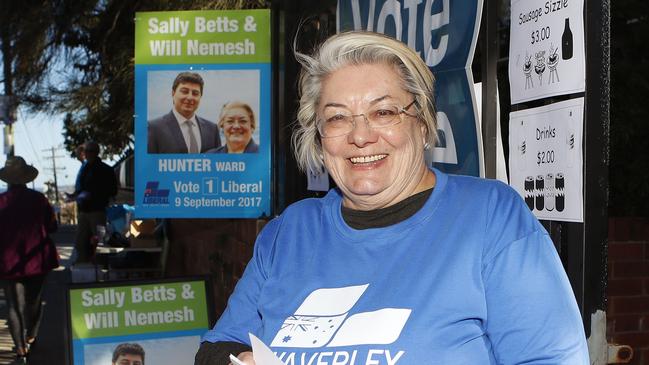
[0, 1, 77, 157]
[0, 1, 68, 110]
[54, 0, 268, 158]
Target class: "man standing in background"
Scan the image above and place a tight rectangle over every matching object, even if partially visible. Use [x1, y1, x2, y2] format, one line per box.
[74, 141, 118, 264]
[73, 144, 87, 193]
[65, 145, 86, 201]
[65, 144, 87, 224]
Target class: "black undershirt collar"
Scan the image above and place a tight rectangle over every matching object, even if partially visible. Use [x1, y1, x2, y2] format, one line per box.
[341, 188, 434, 230]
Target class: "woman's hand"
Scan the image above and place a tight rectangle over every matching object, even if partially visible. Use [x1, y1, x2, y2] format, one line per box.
[230, 351, 255, 365]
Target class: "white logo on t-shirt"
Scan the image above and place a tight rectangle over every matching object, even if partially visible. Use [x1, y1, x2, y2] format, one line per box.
[270, 284, 411, 348]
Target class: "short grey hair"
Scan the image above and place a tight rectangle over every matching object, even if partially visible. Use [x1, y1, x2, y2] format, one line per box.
[218, 101, 256, 130]
[292, 31, 437, 175]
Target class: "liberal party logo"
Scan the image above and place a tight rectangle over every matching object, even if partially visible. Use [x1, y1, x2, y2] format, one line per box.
[142, 181, 170, 205]
[271, 284, 411, 348]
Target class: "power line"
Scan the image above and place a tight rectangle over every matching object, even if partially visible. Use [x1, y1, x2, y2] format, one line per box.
[16, 119, 44, 169]
[42, 146, 66, 205]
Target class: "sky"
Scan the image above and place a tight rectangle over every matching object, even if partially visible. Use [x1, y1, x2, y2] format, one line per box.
[0, 111, 82, 192]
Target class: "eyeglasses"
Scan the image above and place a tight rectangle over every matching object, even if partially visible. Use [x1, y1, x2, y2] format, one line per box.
[317, 100, 417, 138]
[223, 117, 251, 127]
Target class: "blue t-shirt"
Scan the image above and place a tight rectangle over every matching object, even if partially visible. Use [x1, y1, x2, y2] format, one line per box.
[203, 169, 589, 364]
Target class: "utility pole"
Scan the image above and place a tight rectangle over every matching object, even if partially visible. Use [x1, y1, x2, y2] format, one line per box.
[1, 28, 16, 158]
[43, 146, 66, 220]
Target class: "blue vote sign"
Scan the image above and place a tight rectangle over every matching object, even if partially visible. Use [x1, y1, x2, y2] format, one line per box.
[337, 0, 484, 176]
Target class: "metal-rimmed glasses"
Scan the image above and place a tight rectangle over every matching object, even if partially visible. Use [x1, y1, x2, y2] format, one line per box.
[317, 100, 417, 138]
[222, 117, 251, 127]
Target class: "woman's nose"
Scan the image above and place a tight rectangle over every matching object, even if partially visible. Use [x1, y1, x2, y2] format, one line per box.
[347, 115, 378, 147]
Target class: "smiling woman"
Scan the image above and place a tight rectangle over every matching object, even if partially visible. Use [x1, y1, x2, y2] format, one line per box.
[206, 102, 259, 154]
[317, 63, 433, 210]
[196, 31, 589, 365]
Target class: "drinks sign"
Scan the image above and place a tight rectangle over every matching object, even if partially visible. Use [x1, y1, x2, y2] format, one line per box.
[508, 0, 585, 104]
[508, 98, 584, 222]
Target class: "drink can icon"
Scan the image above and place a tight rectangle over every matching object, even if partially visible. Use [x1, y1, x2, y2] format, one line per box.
[556, 193, 565, 212]
[545, 173, 555, 211]
[535, 175, 544, 211]
[556, 173, 565, 190]
[525, 194, 535, 210]
[525, 176, 534, 192]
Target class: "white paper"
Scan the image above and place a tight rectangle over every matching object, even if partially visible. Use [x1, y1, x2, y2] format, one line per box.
[508, 98, 584, 222]
[250, 333, 285, 365]
[508, 0, 585, 103]
[229, 354, 247, 365]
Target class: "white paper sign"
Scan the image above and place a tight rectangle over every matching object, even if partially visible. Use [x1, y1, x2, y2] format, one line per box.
[508, 98, 584, 222]
[251, 333, 286, 365]
[229, 333, 287, 365]
[509, 0, 585, 104]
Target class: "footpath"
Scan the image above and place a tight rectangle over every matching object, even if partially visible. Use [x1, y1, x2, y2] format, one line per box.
[0, 225, 76, 365]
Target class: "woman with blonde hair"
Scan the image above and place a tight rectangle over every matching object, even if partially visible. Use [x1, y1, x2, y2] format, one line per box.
[207, 102, 259, 154]
[196, 31, 588, 365]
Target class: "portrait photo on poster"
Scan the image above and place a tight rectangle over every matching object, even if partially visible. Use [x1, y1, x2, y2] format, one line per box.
[82, 336, 200, 365]
[146, 69, 260, 154]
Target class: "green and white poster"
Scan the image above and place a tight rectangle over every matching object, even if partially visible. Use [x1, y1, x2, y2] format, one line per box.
[68, 279, 211, 364]
[134, 9, 272, 218]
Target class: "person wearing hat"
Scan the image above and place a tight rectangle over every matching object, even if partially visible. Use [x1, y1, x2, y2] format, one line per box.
[0, 156, 59, 363]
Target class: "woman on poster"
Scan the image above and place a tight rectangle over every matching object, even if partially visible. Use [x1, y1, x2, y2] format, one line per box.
[207, 102, 259, 154]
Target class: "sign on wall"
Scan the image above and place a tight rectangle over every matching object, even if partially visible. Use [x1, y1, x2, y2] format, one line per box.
[337, 0, 484, 177]
[508, 98, 584, 222]
[134, 9, 271, 218]
[67, 278, 211, 365]
[508, 0, 585, 104]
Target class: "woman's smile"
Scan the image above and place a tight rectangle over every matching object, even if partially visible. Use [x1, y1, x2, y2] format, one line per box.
[348, 154, 388, 165]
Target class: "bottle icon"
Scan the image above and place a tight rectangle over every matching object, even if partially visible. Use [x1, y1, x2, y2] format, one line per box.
[562, 18, 573, 60]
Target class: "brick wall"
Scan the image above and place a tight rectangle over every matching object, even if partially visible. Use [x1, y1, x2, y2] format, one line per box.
[608, 217, 649, 364]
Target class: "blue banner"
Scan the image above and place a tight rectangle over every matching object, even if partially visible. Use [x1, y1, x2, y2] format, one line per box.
[337, 0, 484, 176]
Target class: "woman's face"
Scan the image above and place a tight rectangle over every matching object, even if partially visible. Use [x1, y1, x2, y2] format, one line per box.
[319, 63, 430, 210]
[221, 106, 254, 153]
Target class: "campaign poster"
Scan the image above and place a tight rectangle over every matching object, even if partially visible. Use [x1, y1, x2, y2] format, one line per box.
[338, 0, 484, 177]
[134, 10, 271, 218]
[68, 279, 211, 365]
[508, 98, 584, 222]
[509, 0, 585, 104]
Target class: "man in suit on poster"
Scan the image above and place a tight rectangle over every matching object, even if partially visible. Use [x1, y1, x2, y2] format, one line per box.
[111, 343, 145, 365]
[147, 72, 221, 154]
